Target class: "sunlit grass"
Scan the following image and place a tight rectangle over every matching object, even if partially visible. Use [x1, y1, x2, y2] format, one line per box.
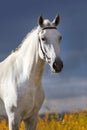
[0, 110, 87, 130]
[37, 111, 87, 130]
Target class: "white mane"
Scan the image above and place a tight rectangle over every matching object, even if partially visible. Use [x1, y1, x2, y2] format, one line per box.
[11, 19, 52, 54]
[12, 27, 38, 54]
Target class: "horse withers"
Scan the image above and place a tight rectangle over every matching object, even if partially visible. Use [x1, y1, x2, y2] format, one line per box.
[0, 15, 63, 130]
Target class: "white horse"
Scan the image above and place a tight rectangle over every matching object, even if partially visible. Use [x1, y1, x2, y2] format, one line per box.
[0, 15, 63, 130]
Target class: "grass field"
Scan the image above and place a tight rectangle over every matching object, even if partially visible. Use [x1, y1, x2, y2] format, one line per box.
[0, 110, 87, 130]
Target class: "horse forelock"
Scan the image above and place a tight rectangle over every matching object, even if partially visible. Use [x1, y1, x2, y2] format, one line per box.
[43, 19, 52, 27]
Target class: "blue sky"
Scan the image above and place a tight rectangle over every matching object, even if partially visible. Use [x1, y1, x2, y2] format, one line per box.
[0, 0, 87, 112]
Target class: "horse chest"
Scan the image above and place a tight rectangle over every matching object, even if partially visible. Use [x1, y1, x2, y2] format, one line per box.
[17, 84, 45, 119]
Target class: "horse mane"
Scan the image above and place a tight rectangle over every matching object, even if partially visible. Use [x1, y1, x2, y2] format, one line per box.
[11, 19, 53, 55]
[11, 27, 38, 54]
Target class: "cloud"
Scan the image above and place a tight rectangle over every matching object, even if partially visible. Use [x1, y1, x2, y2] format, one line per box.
[43, 76, 87, 99]
[61, 49, 87, 78]
[40, 95, 87, 113]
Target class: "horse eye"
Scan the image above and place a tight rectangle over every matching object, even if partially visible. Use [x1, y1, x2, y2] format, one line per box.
[41, 37, 46, 41]
[59, 35, 62, 41]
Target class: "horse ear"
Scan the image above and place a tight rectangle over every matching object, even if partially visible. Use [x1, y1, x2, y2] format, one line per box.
[38, 16, 44, 27]
[52, 15, 60, 26]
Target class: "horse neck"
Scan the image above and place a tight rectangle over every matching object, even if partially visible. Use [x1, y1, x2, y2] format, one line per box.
[17, 28, 45, 84]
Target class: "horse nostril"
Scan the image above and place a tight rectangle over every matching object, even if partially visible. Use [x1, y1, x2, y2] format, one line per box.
[53, 58, 63, 73]
[61, 61, 63, 69]
[53, 61, 57, 70]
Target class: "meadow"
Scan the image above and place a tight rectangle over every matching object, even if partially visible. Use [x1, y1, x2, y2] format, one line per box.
[0, 110, 87, 130]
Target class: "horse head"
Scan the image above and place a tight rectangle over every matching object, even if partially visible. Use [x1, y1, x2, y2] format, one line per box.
[38, 15, 63, 73]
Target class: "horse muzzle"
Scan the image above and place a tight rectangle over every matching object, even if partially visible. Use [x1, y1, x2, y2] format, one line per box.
[52, 57, 63, 73]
